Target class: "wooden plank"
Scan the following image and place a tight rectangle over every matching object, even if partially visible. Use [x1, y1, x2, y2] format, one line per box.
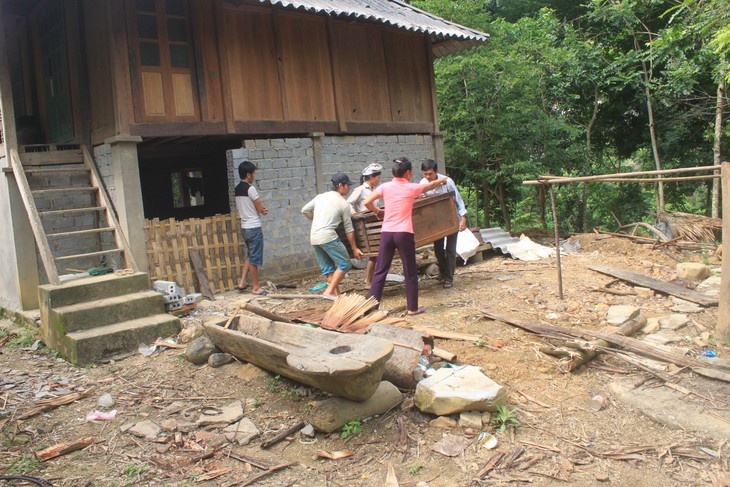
[47, 227, 114, 238]
[589, 264, 718, 307]
[35, 437, 96, 462]
[718, 161, 730, 340]
[382, 29, 433, 123]
[55, 248, 122, 262]
[189, 248, 215, 300]
[192, 0, 224, 122]
[9, 149, 59, 283]
[109, 0, 133, 135]
[277, 12, 337, 122]
[0, 0, 19, 153]
[20, 150, 83, 165]
[330, 19, 391, 123]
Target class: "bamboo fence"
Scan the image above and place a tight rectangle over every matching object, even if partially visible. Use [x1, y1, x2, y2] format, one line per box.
[144, 213, 243, 294]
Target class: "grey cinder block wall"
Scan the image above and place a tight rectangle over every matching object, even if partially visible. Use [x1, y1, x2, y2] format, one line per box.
[93, 134, 434, 281]
[228, 134, 434, 279]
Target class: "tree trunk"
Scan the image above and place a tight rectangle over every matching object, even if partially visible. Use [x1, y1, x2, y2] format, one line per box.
[583, 88, 600, 233]
[497, 177, 510, 232]
[712, 76, 725, 218]
[538, 185, 547, 231]
[633, 30, 664, 212]
[482, 180, 491, 227]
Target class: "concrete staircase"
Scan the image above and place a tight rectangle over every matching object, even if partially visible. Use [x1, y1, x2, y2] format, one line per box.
[39, 272, 180, 365]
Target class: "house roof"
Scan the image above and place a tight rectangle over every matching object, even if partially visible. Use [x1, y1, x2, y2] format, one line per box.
[258, 0, 489, 57]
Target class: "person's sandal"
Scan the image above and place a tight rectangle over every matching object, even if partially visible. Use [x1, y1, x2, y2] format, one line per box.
[443, 282, 453, 289]
[407, 306, 426, 316]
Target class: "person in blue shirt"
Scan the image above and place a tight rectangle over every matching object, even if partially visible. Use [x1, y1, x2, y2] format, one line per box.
[419, 159, 467, 289]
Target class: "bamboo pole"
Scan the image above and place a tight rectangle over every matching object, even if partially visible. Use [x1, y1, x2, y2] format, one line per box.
[548, 185, 563, 299]
[572, 175, 720, 183]
[718, 162, 730, 341]
[524, 165, 720, 186]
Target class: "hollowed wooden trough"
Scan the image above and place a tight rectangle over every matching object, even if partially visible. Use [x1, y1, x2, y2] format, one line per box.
[203, 315, 394, 401]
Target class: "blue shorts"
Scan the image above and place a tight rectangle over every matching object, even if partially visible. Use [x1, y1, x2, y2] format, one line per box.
[242, 227, 264, 267]
[313, 239, 351, 276]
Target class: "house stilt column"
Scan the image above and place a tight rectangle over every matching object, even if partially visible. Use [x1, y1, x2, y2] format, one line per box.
[105, 136, 148, 273]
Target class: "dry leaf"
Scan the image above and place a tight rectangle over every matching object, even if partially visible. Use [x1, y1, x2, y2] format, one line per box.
[385, 462, 399, 487]
[197, 468, 232, 482]
[315, 449, 353, 460]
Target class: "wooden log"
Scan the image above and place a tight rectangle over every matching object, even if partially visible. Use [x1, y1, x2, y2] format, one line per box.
[189, 248, 215, 300]
[35, 437, 97, 461]
[718, 161, 730, 341]
[433, 347, 457, 362]
[559, 315, 647, 373]
[367, 324, 432, 389]
[243, 303, 293, 323]
[410, 326, 482, 342]
[589, 264, 718, 306]
[260, 422, 305, 449]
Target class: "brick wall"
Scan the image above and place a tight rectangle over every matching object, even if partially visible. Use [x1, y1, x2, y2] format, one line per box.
[227, 134, 434, 280]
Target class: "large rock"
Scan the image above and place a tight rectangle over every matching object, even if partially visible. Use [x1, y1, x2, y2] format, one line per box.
[676, 263, 710, 281]
[128, 420, 161, 439]
[185, 336, 218, 365]
[696, 275, 722, 297]
[658, 314, 689, 331]
[223, 418, 260, 445]
[606, 305, 640, 325]
[179, 324, 204, 343]
[197, 401, 244, 427]
[310, 381, 402, 433]
[415, 366, 507, 416]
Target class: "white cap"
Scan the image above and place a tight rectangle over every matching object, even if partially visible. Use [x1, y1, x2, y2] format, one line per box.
[362, 163, 383, 176]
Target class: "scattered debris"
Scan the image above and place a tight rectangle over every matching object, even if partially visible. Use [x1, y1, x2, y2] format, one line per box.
[430, 434, 471, 457]
[261, 422, 305, 449]
[315, 450, 354, 460]
[19, 388, 95, 420]
[35, 437, 99, 462]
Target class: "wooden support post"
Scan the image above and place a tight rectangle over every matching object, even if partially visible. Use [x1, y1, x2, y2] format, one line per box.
[548, 184, 563, 299]
[718, 162, 730, 341]
[310, 132, 325, 193]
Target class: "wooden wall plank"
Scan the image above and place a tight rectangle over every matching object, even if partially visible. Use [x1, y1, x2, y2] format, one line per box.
[277, 12, 336, 122]
[192, 0, 224, 122]
[222, 5, 283, 121]
[331, 20, 391, 123]
[383, 29, 433, 123]
[83, 1, 116, 142]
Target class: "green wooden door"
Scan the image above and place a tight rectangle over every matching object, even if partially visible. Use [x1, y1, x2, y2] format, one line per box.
[38, 3, 73, 143]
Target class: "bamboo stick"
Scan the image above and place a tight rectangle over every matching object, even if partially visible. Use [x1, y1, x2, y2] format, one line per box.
[524, 165, 720, 185]
[548, 185, 564, 299]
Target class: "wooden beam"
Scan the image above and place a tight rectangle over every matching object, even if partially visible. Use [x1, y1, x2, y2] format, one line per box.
[109, 0, 133, 134]
[326, 17, 348, 133]
[0, 1, 19, 154]
[589, 264, 718, 307]
[9, 149, 60, 284]
[189, 248, 215, 300]
[718, 161, 730, 341]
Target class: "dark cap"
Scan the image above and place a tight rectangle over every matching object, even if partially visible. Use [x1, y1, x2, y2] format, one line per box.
[331, 172, 353, 186]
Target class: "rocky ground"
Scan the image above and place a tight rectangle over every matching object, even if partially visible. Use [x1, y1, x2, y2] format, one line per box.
[1, 233, 729, 486]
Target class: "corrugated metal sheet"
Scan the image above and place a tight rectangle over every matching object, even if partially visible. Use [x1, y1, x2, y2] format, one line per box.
[256, 0, 489, 57]
[480, 227, 520, 258]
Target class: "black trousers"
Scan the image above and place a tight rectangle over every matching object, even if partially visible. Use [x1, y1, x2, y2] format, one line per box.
[434, 231, 458, 283]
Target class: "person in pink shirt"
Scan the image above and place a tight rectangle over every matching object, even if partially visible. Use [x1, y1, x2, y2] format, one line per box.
[363, 157, 446, 315]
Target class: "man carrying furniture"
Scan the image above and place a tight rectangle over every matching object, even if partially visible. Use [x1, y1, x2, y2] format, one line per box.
[301, 173, 364, 300]
[420, 159, 467, 289]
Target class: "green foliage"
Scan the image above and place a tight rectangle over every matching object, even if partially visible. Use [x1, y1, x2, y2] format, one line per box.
[407, 462, 424, 475]
[412, 0, 728, 231]
[6, 453, 40, 475]
[340, 419, 363, 439]
[493, 405, 520, 432]
[124, 462, 149, 484]
[265, 374, 282, 393]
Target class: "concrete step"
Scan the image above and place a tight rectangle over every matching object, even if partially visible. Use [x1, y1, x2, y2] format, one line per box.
[55, 291, 164, 333]
[64, 314, 181, 365]
[39, 272, 151, 308]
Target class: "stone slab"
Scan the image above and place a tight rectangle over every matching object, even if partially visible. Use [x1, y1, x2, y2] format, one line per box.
[415, 365, 507, 416]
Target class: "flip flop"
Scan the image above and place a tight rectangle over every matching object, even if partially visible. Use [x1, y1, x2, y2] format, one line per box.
[236, 285, 249, 292]
[407, 306, 426, 316]
[309, 283, 328, 292]
[251, 290, 268, 296]
[322, 295, 337, 301]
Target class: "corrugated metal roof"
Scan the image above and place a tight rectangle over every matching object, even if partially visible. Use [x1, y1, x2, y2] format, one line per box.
[257, 0, 489, 57]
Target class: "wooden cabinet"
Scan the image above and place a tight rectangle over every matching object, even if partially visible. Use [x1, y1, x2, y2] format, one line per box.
[350, 193, 459, 257]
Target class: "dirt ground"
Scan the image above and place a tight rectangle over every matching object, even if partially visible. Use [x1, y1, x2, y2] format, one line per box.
[1, 233, 729, 486]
